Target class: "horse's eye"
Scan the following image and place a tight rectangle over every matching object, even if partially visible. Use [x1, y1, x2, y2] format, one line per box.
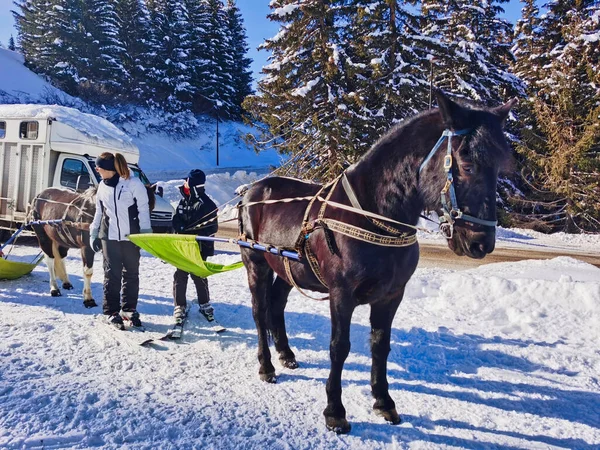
[461, 164, 475, 174]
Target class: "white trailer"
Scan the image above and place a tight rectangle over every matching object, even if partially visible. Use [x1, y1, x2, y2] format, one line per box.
[0, 104, 173, 238]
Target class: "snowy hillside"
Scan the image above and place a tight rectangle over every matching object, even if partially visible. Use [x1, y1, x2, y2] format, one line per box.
[1, 240, 600, 448]
[0, 47, 282, 178]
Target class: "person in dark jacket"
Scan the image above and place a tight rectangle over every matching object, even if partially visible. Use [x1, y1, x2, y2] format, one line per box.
[172, 169, 219, 324]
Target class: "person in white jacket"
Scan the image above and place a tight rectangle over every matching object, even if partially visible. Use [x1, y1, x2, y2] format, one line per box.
[89, 152, 152, 330]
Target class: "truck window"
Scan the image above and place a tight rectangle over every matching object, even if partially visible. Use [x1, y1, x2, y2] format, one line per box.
[0, 121, 5, 139]
[19, 121, 39, 139]
[129, 166, 150, 185]
[60, 158, 92, 191]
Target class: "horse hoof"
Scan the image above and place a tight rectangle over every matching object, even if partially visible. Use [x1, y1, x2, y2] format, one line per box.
[259, 372, 277, 383]
[50, 289, 61, 297]
[280, 358, 299, 369]
[375, 408, 401, 425]
[325, 417, 351, 434]
[83, 299, 98, 309]
[62, 282, 73, 290]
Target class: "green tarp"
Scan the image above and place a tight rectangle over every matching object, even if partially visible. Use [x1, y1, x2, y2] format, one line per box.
[128, 233, 244, 278]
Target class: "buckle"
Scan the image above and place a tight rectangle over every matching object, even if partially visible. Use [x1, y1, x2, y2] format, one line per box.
[443, 155, 453, 170]
[439, 222, 453, 239]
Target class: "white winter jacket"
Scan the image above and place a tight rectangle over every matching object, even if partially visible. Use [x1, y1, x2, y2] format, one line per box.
[90, 174, 152, 241]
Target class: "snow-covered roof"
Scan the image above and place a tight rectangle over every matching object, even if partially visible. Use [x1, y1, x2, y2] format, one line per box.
[0, 103, 138, 156]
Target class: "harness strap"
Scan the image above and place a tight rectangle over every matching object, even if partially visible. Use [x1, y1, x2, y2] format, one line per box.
[341, 173, 405, 236]
[283, 257, 329, 300]
[319, 219, 417, 247]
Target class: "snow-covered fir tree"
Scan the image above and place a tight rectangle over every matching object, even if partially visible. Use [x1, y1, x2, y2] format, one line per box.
[245, 0, 369, 180]
[225, 0, 253, 119]
[77, 0, 128, 101]
[145, 0, 194, 111]
[515, 0, 600, 231]
[342, 1, 429, 149]
[8, 35, 16, 51]
[113, 0, 152, 101]
[420, 0, 523, 104]
[198, 0, 235, 119]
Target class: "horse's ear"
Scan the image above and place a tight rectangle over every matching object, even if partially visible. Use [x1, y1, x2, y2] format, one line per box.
[492, 98, 518, 124]
[434, 89, 469, 130]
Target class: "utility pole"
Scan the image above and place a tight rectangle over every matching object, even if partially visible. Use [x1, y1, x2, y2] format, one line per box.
[215, 101, 222, 166]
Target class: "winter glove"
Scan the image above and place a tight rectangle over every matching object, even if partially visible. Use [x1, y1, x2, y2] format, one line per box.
[92, 238, 102, 253]
[140, 228, 153, 234]
[89, 229, 100, 252]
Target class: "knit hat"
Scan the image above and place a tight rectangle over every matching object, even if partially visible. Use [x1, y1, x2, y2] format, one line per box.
[185, 169, 206, 187]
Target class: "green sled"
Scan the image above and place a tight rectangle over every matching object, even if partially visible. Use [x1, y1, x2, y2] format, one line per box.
[0, 254, 43, 280]
[128, 233, 244, 278]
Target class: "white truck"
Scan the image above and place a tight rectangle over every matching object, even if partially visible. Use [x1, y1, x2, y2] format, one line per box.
[0, 104, 174, 240]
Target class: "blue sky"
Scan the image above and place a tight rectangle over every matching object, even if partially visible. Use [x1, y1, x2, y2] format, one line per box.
[1, 0, 534, 85]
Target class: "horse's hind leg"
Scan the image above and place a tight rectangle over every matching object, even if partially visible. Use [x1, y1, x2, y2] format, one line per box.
[34, 228, 61, 297]
[271, 275, 297, 369]
[369, 292, 404, 425]
[52, 243, 73, 290]
[81, 246, 97, 308]
[242, 249, 277, 383]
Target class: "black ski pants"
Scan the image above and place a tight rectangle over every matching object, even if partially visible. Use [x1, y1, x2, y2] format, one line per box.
[173, 269, 210, 309]
[102, 240, 140, 315]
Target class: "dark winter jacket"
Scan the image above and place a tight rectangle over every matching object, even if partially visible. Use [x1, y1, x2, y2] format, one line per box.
[172, 185, 218, 257]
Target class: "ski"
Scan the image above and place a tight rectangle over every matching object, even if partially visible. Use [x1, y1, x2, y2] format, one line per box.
[160, 305, 191, 341]
[201, 314, 226, 333]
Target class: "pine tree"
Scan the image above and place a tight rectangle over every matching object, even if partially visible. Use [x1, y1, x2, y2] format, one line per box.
[8, 35, 16, 51]
[342, 1, 430, 152]
[145, 0, 193, 111]
[244, 0, 358, 180]
[515, 0, 600, 231]
[113, 0, 152, 101]
[185, 0, 211, 112]
[77, 0, 128, 101]
[421, 0, 524, 104]
[225, 0, 253, 119]
[199, 0, 235, 118]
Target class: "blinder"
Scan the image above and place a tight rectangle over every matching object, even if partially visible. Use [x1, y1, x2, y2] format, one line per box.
[419, 129, 498, 239]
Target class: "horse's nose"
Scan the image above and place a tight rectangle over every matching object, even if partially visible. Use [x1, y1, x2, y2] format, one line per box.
[469, 233, 495, 258]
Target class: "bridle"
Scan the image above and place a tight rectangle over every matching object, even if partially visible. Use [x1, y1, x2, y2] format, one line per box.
[419, 129, 498, 239]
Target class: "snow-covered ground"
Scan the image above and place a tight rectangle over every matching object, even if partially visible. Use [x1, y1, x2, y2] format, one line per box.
[1, 201, 600, 448]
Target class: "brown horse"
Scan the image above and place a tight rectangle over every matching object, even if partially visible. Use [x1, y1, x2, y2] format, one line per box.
[238, 91, 516, 433]
[30, 185, 156, 308]
[30, 187, 98, 307]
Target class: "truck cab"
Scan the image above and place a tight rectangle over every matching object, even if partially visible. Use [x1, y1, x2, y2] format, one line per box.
[0, 105, 174, 236]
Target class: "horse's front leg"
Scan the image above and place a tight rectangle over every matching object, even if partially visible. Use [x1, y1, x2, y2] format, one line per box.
[271, 275, 297, 369]
[324, 288, 355, 434]
[369, 292, 404, 425]
[81, 246, 98, 308]
[243, 251, 277, 383]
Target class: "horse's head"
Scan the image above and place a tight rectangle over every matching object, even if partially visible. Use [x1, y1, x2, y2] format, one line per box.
[421, 91, 516, 259]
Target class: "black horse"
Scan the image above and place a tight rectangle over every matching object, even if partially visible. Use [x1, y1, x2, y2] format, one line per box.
[30, 187, 98, 307]
[238, 91, 516, 433]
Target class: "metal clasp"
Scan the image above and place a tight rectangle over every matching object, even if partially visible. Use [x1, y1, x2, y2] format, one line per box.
[439, 222, 454, 239]
[443, 155, 453, 170]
